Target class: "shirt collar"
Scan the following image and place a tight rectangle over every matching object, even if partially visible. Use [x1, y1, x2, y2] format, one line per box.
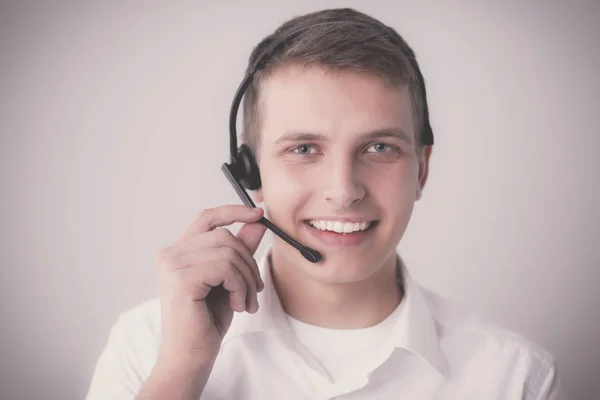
[225, 248, 447, 376]
[390, 257, 448, 375]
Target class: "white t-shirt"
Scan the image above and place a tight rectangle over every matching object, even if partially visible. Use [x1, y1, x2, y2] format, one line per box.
[85, 250, 565, 399]
[285, 300, 403, 383]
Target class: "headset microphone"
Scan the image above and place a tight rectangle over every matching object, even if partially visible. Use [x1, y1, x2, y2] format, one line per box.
[221, 26, 326, 264]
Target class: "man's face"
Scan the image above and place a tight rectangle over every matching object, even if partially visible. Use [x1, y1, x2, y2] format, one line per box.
[253, 64, 430, 283]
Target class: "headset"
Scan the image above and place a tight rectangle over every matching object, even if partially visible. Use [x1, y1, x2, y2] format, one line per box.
[221, 22, 434, 264]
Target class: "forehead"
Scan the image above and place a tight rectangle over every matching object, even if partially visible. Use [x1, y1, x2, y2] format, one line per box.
[258, 64, 415, 144]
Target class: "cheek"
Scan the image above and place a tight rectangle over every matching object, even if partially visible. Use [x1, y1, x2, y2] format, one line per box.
[259, 160, 311, 213]
[365, 162, 419, 219]
[366, 160, 419, 194]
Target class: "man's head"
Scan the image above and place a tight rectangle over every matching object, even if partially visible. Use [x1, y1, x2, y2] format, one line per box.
[242, 8, 433, 283]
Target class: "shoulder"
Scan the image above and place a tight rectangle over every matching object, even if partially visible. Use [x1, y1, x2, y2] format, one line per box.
[113, 297, 162, 335]
[102, 298, 162, 373]
[85, 298, 162, 399]
[420, 286, 558, 395]
[422, 285, 554, 358]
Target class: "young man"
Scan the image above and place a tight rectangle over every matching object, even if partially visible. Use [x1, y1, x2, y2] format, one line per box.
[86, 8, 563, 400]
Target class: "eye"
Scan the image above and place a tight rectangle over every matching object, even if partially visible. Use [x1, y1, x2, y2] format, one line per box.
[293, 144, 316, 155]
[367, 143, 391, 153]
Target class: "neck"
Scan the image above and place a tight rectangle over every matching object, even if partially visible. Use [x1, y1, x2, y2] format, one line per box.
[270, 249, 403, 329]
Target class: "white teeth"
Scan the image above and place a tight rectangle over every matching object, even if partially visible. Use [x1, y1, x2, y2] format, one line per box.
[333, 221, 343, 233]
[308, 220, 372, 233]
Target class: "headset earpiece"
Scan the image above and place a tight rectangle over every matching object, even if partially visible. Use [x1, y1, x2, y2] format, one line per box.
[234, 144, 262, 190]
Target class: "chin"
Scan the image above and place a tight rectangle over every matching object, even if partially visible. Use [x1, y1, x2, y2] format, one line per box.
[305, 249, 390, 284]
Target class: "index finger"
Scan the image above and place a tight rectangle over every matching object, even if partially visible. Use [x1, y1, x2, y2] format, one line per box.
[180, 205, 263, 241]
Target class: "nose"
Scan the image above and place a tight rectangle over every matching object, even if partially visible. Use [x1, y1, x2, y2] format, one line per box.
[322, 156, 366, 208]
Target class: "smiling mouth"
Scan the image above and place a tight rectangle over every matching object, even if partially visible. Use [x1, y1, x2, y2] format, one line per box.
[305, 220, 378, 234]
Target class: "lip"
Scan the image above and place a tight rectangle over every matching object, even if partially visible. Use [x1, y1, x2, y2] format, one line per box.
[304, 216, 377, 223]
[301, 220, 378, 248]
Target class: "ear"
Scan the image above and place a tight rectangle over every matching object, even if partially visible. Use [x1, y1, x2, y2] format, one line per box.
[249, 145, 264, 204]
[416, 145, 433, 201]
[251, 188, 264, 204]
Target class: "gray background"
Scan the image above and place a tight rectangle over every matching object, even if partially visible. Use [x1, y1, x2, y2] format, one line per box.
[1, 1, 599, 399]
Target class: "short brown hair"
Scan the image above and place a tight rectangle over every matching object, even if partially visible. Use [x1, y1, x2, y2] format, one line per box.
[242, 8, 430, 154]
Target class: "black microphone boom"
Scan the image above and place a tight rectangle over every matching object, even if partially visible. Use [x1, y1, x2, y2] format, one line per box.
[220, 25, 329, 263]
[221, 163, 323, 263]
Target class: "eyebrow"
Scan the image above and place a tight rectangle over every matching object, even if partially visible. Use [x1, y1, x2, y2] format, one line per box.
[274, 128, 413, 145]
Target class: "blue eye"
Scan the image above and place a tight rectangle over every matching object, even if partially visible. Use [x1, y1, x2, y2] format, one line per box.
[293, 145, 315, 155]
[367, 143, 390, 153]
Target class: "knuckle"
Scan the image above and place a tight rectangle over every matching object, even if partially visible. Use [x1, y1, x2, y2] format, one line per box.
[216, 227, 233, 240]
[194, 209, 207, 225]
[197, 207, 211, 220]
[177, 238, 193, 254]
[205, 229, 222, 248]
[219, 246, 237, 260]
[215, 229, 236, 249]
[226, 264, 242, 283]
[233, 276, 247, 293]
[214, 256, 231, 272]
[197, 207, 217, 226]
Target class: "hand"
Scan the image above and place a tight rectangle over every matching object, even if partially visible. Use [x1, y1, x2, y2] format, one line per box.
[154, 205, 267, 371]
